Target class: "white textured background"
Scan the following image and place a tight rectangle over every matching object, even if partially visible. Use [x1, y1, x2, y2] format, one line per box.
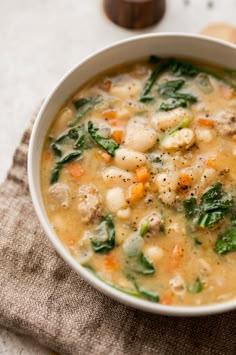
[0, 0, 235, 353]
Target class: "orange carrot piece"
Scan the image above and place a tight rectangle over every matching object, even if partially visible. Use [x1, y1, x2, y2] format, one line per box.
[102, 110, 117, 119]
[206, 159, 216, 168]
[197, 118, 214, 128]
[104, 255, 119, 270]
[111, 130, 123, 144]
[67, 163, 84, 179]
[128, 183, 144, 203]
[160, 292, 174, 305]
[136, 166, 150, 183]
[109, 119, 124, 127]
[178, 173, 192, 190]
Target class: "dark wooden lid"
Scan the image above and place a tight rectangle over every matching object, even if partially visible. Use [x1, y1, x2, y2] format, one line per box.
[104, 0, 166, 29]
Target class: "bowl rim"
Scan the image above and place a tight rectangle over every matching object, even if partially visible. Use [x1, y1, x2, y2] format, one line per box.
[28, 32, 236, 317]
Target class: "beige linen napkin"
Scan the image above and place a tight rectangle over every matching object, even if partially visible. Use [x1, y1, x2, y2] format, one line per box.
[0, 110, 236, 355]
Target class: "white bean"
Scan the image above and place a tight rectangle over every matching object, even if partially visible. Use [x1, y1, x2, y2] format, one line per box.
[106, 187, 126, 212]
[161, 128, 195, 150]
[125, 116, 158, 152]
[155, 172, 178, 205]
[110, 80, 142, 100]
[102, 167, 135, 186]
[114, 148, 147, 171]
[151, 108, 192, 131]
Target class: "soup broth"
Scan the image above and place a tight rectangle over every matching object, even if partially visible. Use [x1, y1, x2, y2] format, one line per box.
[41, 57, 236, 306]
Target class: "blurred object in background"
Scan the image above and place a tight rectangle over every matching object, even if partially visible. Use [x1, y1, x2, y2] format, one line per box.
[104, 0, 166, 29]
[201, 23, 236, 43]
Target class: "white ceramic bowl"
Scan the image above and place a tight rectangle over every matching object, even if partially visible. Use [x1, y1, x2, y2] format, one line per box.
[28, 33, 236, 316]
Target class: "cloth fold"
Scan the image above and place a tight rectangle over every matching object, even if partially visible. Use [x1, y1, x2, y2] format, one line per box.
[0, 111, 236, 355]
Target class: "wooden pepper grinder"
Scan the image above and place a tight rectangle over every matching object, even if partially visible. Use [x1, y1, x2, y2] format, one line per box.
[104, 0, 166, 29]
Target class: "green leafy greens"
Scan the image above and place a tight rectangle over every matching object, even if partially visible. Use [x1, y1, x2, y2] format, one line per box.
[91, 215, 115, 254]
[50, 151, 82, 184]
[158, 79, 197, 111]
[68, 96, 102, 127]
[139, 57, 236, 105]
[127, 275, 159, 302]
[183, 182, 233, 228]
[88, 121, 119, 156]
[214, 229, 236, 254]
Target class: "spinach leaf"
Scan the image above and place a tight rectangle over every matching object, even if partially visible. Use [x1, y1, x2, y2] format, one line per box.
[160, 118, 189, 142]
[68, 96, 102, 127]
[127, 274, 159, 302]
[88, 121, 119, 157]
[159, 98, 187, 111]
[84, 265, 140, 298]
[170, 91, 197, 103]
[168, 59, 198, 77]
[158, 79, 185, 95]
[129, 253, 155, 275]
[187, 278, 203, 294]
[183, 183, 233, 228]
[214, 229, 236, 254]
[140, 60, 171, 101]
[183, 197, 199, 219]
[50, 151, 82, 184]
[169, 59, 236, 90]
[91, 215, 115, 254]
[51, 142, 62, 157]
[158, 78, 197, 109]
[55, 124, 92, 150]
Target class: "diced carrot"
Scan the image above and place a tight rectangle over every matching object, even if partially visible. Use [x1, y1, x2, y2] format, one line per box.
[220, 85, 234, 100]
[206, 159, 216, 168]
[160, 292, 174, 305]
[102, 110, 117, 119]
[100, 79, 112, 92]
[136, 166, 150, 183]
[167, 244, 184, 271]
[43, 150, 52, 161]
[67, 163, 84, 179]
[111, 130, 123, 143]
[101, 151, 112, 163]
[232, 135, 236, 142]
[178, 173, 192, 190]
[104, 255, 119, 270]
[197, 118, 214, 128]
[128, 183, 144, 203]
[109, 119, 124, 127]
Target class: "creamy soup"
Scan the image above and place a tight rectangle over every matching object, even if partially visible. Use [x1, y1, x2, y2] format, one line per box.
[41, 57, 236, 306]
